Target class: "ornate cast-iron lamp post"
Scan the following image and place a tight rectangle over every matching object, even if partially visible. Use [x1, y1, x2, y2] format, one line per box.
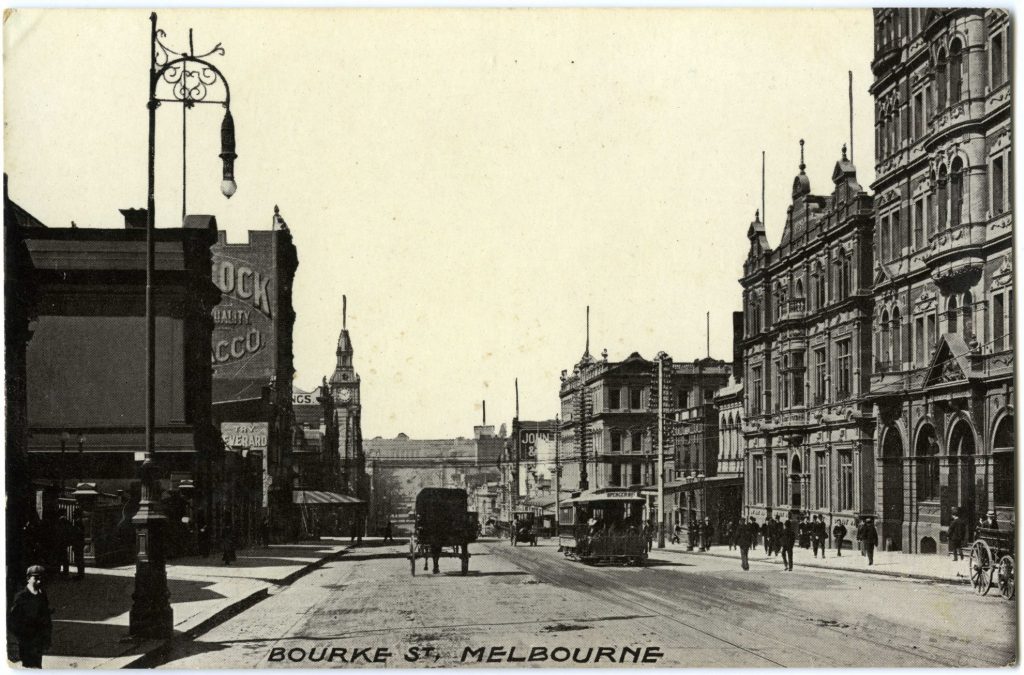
[130, 12, 236, 639]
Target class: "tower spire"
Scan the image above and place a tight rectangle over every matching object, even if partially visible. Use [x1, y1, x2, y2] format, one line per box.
[343, 295, 347, 330]
[585, 305, 591, 357]
[799, 138, 806, 173]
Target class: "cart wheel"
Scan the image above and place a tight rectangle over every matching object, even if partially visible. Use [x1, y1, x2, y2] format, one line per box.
[998, 555, 1015, 600]
[970, 540, 994, 595]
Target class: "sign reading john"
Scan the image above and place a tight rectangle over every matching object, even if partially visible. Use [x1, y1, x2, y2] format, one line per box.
[210, 232, 278, 402]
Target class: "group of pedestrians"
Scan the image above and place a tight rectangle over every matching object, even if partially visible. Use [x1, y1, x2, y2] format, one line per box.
[726, 513, 879, 571]
[21, 514, 87, 582]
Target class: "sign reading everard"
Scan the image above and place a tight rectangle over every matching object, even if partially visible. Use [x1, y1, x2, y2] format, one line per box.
[221, 422, 269, 451]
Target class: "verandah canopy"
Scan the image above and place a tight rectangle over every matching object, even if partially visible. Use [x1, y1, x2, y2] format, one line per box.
[292, 490, 365, 506]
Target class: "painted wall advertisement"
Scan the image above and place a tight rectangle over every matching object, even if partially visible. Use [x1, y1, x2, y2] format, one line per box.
[221, 421, 270, 507]
[211, 237, 277, 402]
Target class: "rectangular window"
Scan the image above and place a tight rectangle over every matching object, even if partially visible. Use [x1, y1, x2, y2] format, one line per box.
[925, 84, 934, 120]
[880, 215, 891, 262]
[836, 339, 852, 399]
[816, 452, 828, 509]
[913, 200, 924, 249]
[792, 351, 805, 406]
[839, 451, 854, 511]
[924, 194, 934, 241]
[776, 456, 789, 506]
[751, 367, 762, 415]
[1009, 290, 1015, 344]
[892, 210, 902, 258]
[814, 348, 827, 404]
[611, 463, 622, 487]
[914, 92, 924, 139]
[611, 431, 621, 454]
[926, 313, 937, 357]
[753, 456, 765, 504]
[608, 387, 620, 410]
[774, 361, 783, 411]
[678, 390, 689, 409]
[994, 450, 1014, 506]
[631, 430, 643, 454]
[993, 156, 1005, 215]
[631, 463, 641, 486]
[994, 292, 1005, 350]
[993, 33, 1005, 87]
[915, 316, 925, 365]
[630, 387, 642, 410]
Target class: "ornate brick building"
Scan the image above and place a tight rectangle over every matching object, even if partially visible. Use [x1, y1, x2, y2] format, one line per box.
[740, 143, 876, 528]
[867, 9, 1013, 553]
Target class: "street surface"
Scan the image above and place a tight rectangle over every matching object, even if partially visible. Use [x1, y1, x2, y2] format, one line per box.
[158, 538, 1015, 668]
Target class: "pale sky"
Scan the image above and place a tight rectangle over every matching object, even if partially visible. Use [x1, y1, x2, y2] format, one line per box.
[4, 8, 876, 439]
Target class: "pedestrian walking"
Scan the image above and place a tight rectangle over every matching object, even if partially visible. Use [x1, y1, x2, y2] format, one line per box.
[771, 515, 784, 557]
[736, 517, 754, 571]
[762, 518, 773, 557]
[702, 517, 715, 551]
[855, 517, 865, 556]
[71, 516, 85, 580]
[948, 509, 967, 561]
[8, 565, 52, 668]
[670, 525, 682, 545]
[832, 519, 847, 557]
[687, 519, 699, 550]
[221, 520, 237, 566]
[780, 516, 796, 570]
[644, 521, 655, 553]
[861, 516, 878, 565]
[749, 518, 760, 551]
[811, 514, 827, 559]
[260, 517, 271, 548]
[56, 516, 72, 577]
[383, 519, 394, 543]
[798, 517, 810, 549]
[726, 520, 736, 550]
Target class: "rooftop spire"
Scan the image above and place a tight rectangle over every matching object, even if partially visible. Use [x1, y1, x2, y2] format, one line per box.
[799, 139, 806, 173]
[842, 143, 848, 161]
[343, 295, 347, 330]
[585, 305, 591, 358]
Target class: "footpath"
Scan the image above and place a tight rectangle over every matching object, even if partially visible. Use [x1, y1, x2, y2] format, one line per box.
[28, 537, 358, 669]
[661, 539, 971, 585]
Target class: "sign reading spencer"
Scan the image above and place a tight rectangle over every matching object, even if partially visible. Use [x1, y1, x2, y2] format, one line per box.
[210, 236, 277, 397]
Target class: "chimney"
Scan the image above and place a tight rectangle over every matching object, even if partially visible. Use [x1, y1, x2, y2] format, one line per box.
[183, 214, 218, 231]
[119, 208, 148, 230]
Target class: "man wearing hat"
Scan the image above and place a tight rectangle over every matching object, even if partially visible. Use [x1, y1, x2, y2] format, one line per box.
[8, 565, 53, 668]
[981, 510, 999, 531]
[861, 516, 879, 565]
[948, 508, 967, 561]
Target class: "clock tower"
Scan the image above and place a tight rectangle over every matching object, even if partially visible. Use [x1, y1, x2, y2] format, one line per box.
[329, 296, 364, 498]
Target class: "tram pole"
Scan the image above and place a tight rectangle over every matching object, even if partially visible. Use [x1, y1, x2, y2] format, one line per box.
[657, 352, 666, 549]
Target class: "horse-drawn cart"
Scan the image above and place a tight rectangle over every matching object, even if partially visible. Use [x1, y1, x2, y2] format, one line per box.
[969, 527, 1014, 600]
[410, 488, 473, 576]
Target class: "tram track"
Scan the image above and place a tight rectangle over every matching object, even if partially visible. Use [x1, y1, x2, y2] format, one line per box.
[487, 541, 1008, 667]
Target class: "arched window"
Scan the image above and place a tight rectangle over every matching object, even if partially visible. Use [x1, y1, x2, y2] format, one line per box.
[950, 158, 964, 228]
[881, 310, 891, 369]
[949, 40, 963, 103]
[962, 291, 973, 339]
[947, 295, 959, 335]
[937, 165, 948, 229]
[916, 426, 940, 501]
[892, 307, 902, 367]
[936, 50, 948, 110]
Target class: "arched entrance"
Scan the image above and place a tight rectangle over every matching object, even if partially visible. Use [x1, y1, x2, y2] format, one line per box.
[881, 426, 904, 550]
[948, 420, 977, 527]
[790, 454, 802, 510]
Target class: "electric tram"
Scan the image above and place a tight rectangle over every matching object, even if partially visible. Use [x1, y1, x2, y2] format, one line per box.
[557, 488, 648, 566]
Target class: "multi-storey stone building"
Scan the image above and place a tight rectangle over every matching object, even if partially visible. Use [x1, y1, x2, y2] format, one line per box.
[740, 144, 876, 529]
[867, 8, 1013, 553]
[558, 347, 730, 513]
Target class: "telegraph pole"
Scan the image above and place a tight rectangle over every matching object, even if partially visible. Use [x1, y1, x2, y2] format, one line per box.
[657, 352, 666, 549]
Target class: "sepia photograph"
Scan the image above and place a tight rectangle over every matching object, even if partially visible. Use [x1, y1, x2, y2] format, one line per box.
[3, 6, 1017, 668]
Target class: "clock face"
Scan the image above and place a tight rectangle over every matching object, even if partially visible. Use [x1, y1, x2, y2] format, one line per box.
[336, 388, 352, 403]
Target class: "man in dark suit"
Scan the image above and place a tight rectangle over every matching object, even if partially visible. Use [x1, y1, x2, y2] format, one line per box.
[811, 514, 828, 559]
[780, 516, 796, 570]
[861, 516, 879, 565]
[948, 508, 967, 561]
[736, 517, 753, 570]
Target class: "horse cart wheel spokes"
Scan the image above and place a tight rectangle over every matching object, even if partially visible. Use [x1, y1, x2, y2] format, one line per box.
[998, 554, 1015, 601]
[970, 539, 993, 595]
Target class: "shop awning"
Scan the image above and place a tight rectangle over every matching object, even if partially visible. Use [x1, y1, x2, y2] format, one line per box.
[292, 490, 364, 505]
